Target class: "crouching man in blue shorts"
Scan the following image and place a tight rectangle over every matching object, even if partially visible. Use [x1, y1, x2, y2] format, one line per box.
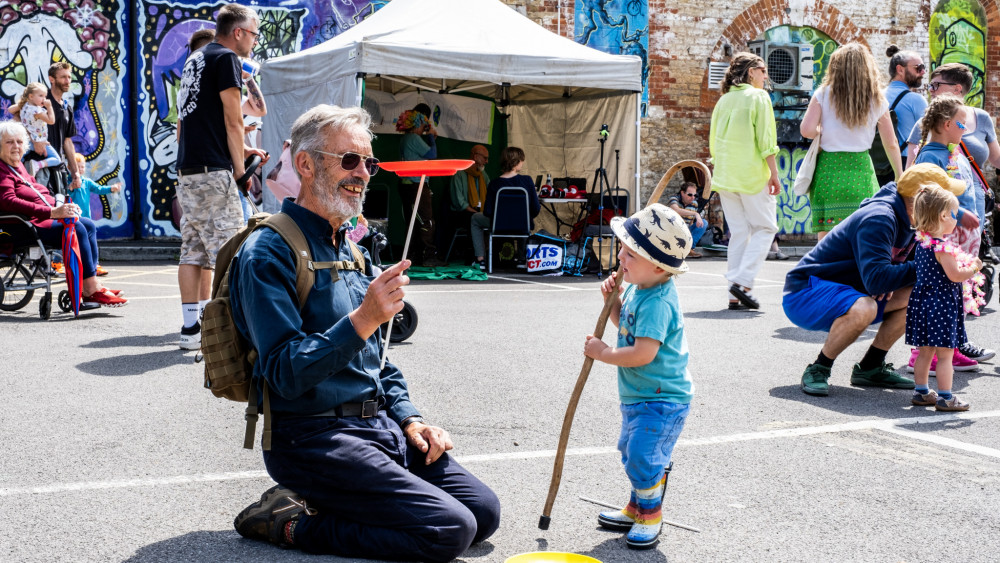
[783, 164, 965, 396]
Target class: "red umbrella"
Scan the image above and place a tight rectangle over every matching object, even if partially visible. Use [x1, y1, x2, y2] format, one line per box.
[59, 216, 83, 317]
[375, 159, 473, 368]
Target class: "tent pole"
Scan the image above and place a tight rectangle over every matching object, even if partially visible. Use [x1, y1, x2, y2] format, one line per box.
[355, 74, 366, 107]
[634, 92, 641, 214]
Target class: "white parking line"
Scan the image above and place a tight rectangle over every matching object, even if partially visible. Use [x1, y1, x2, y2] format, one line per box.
[3, 411, 996, 497]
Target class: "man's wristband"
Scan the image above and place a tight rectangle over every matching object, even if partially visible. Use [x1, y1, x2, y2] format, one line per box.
[400, 415, 424, 431]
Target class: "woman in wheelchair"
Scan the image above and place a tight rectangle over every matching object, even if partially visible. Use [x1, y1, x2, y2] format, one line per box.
[0, 121, 125, 307]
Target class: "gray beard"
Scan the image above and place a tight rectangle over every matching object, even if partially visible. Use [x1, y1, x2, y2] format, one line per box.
[314, 167, 365, 221]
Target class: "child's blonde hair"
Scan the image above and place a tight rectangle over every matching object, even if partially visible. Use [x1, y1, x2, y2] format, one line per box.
[74, 153, 85, 164]
[9, 82, 47, 119]
[912, 185, 958, 232]
[919, 95, 964, 147]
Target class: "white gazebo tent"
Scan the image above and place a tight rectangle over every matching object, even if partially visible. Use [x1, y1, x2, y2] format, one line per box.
[260, 0, 643, 217]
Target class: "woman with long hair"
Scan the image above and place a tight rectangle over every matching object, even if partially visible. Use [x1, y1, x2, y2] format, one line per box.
[799, 43, 902, 240]
[709, 52, 780, 310]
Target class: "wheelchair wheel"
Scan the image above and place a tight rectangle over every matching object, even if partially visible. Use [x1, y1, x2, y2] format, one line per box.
[58, 290, 73, 312]
[389, 301, 418, 343]
[39, 291, 51, 320]
[0, 259, 34, 311]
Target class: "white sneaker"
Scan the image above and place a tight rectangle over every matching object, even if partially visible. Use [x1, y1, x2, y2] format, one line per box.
[179, 322, 201, 350]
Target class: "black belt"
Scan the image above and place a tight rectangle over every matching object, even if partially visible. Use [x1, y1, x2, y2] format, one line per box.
[178, 166, 230, 176]
[307, 397, 384, 418]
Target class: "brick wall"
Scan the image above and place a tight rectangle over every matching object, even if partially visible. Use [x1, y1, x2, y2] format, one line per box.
[505, 0, 1000, 201]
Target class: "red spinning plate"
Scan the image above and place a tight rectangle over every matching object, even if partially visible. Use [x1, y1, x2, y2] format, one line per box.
[378, 159, 474, 177]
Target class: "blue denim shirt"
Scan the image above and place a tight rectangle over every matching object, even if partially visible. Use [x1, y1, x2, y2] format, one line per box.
[230, 199, 419, 423]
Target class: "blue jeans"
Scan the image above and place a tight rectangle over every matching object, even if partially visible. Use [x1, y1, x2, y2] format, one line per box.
[263, 411, 500, 562]
[688, 221, 708, 247]
[618, 401, 690, 490]
[35, 217, 99, 279]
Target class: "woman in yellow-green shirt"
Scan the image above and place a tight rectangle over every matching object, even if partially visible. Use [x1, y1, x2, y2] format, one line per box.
[709, 52, 781, 310]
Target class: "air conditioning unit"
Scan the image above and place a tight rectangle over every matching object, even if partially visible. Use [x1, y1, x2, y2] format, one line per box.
[747, 40, 814, 92]
[707, 61, 729, 90]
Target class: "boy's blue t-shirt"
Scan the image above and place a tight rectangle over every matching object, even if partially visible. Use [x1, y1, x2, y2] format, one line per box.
[913, 142, 979, 221]
[616, 280, 694, 405]
[67, 176, 111, 219]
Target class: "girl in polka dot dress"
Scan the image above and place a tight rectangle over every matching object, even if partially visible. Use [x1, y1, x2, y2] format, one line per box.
[905, 186, 983, 412]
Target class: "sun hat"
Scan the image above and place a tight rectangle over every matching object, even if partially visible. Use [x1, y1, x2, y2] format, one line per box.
[896, 163, 966, 197]
[610, 203, 692, 275]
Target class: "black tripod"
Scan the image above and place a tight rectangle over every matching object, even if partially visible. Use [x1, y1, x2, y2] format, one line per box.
[591, 124, 617, 276]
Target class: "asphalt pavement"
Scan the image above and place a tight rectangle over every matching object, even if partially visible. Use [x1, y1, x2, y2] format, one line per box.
[1, 257, 999, 562]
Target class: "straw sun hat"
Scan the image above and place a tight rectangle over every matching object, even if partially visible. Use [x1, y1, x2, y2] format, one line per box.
[896, 163, 966, 197]
[610, 203, 692, 276]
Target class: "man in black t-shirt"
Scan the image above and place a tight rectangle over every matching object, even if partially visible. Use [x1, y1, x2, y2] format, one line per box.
[33, 62, 81, 195]
[174, 3, 268, 350]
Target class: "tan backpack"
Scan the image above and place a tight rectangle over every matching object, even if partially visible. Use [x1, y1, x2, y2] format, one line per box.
[201, 212, 365, 450]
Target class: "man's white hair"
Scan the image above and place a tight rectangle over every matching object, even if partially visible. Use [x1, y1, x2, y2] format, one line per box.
[290, 104, 373, 180]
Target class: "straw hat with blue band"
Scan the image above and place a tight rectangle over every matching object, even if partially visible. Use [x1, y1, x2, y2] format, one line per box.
[610, 203, 692, 276]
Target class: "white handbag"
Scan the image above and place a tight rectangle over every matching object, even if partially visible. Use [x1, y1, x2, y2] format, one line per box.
[792, 131, 821, 196]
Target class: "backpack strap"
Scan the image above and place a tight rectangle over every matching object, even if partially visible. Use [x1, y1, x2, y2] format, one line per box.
[958, 140, 991, 195]
[240, 214, 367, 450]
[888, 89, 911, 148]
[889, 89, 909, 112]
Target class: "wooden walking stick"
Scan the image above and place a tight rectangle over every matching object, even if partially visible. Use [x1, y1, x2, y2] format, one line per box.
[538, 160, 712, 530]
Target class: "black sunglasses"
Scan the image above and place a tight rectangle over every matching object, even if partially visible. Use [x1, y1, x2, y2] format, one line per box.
[929, 81, 958, 91]
[315, 150, 380, 175]
[913, 63, 926, 72]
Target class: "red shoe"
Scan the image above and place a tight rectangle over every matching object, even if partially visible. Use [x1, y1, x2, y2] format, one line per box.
[83, 288, 128, 307]
[105, 288, 124, 297]
[95, 264, 109, 276]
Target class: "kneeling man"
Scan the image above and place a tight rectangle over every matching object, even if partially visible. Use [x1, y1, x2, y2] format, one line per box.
[783, 164, 965, 396]
[229, 104, 500, 561]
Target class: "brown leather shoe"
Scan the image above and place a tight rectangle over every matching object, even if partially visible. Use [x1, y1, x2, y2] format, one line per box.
[687, 249, 702, 259]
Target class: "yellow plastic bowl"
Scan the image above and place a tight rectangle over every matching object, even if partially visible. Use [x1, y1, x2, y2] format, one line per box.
[505, 553, 602, 563]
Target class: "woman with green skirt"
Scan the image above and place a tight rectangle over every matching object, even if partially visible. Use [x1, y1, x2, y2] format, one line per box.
[799, 43, 902, 239]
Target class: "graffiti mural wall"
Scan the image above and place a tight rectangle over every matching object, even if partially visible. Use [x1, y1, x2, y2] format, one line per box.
[138, 0, 387, 237]
[0, 0, 130, 237]
[763, 26, 839, 234]
[0, 0, 387, 239]
[929, 0, 986, 108]
[575, 0, 649, 116]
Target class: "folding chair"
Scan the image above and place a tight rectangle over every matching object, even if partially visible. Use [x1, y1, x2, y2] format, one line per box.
[487, 187, 531, 273]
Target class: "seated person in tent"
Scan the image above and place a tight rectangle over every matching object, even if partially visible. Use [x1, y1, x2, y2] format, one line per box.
[450, 144, 491, 269]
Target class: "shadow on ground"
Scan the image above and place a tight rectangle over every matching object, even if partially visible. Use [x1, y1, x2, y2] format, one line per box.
[684, 309, 764, 320]
[124, 530, 496, 563]
[768, 377, 983, 416]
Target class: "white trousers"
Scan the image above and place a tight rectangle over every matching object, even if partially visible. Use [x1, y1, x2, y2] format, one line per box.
[718, 189, 778, 289]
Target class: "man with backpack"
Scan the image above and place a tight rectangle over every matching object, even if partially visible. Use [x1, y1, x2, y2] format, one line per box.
[873, 45, 928, 187]
[227, 104, 500, 561]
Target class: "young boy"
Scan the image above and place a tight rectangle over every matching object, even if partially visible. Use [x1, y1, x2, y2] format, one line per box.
[68, 153, 121, 221]
[583, 203, 694, 550]
[66, 153, 120, 276]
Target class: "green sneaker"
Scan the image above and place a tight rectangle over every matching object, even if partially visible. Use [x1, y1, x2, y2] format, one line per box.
[850, 362, 915, 389]
[801, 364, 831, 396]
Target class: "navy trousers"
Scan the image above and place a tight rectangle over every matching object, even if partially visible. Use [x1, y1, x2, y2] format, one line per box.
[263, 412, 500, 562]
[15, 217, 99, 279]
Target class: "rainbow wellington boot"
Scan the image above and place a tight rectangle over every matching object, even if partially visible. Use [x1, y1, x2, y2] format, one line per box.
[625, 462, 672, 549]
